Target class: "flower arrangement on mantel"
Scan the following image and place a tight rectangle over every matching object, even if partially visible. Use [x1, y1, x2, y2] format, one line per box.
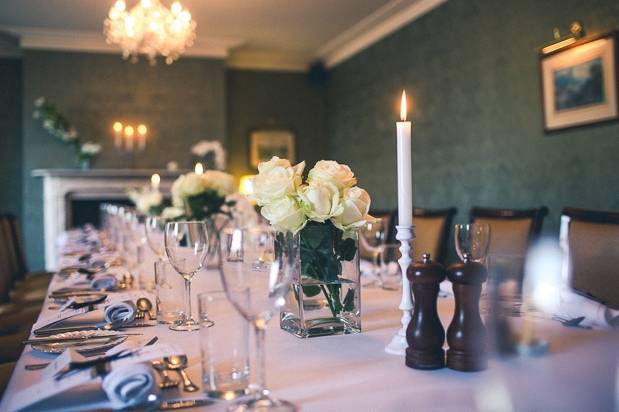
[32, 97, 101, 168]
[250, 157, 374, 317]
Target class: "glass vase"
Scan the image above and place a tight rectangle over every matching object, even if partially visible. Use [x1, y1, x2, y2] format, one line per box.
[280, 222, 361, 338]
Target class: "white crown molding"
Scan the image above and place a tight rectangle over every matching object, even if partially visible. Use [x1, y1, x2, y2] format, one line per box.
[226, 48, 309, 72]
[0, 25, 244, 59]
[316, 0, 447, 68]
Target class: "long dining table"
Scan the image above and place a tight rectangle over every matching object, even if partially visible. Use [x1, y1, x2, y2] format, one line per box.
[1, 237, 618, 412]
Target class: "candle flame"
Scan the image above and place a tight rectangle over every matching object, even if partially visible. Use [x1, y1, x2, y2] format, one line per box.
[124, 125, 134, 137]
[195, 162, 204, 175]
[150, 173, 160, 188]
[137, 124, 147, 136]
[400, 90, 407, 121]
[113, 121, 123, 133]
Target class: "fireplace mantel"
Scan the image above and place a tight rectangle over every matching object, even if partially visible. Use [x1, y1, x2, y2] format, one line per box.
[33, 168, 183, 270]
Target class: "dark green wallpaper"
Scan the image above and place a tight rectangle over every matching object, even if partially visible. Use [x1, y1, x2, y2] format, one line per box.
[226, 69, 327, 177]
[0, 58, 22, 217]
[327, 0, 619, 238]
[22, 51, 226, 268]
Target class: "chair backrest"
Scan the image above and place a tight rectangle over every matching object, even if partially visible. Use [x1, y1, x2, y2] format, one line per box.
[412, 208, 457, 264]
[470, 206, 548, 257]
[560, 207, 619, 310]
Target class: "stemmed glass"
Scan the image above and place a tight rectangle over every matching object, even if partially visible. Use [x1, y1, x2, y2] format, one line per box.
[454, 223, 491, 263]
[219, 229, 298, 412]
[359, 219, 386, 286]
[164, 221, 209, 331]
[145, 216, 166, 260]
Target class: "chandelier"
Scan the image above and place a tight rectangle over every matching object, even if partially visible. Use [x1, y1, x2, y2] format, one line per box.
[104, 0, 196, 65]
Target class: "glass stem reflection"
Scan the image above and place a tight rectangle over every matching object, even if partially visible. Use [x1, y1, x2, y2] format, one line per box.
[253, 322, 267, 396]
[185, 277, 193, 322]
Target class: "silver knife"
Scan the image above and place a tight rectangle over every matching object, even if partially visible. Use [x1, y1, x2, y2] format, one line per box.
[159, 397, 215, 410]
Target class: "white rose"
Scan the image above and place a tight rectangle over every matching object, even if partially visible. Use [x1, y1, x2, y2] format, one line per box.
[332, 186, 373, 231]
[298, 180, 343, 222]
[161, 206, 184, 220]
[203, 170, 235, 196]
[261, 196, 307, 233]
[34, 97, 45, 107]
[250, 156, 305, 206]
[307, 160, 357, 190]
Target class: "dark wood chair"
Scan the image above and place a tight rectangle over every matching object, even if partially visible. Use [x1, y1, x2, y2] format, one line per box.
[470, 206, 548, 255]
[560, 207, 619, 310]
[413, 207, 457, 264]
[470, 206, 548, 282]
[387, 208, 457, 265]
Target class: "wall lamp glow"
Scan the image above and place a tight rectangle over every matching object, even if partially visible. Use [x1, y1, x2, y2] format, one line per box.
[541, 21, 585, 55]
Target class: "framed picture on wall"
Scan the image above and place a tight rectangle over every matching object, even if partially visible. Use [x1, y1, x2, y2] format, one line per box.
[249, 128, 296, 168]
[540, 31, 618, 131]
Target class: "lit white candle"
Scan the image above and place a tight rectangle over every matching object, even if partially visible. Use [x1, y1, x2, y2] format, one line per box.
[396, 90, 413, 226]
[124, 125, 134, 151]
[194, 162, 204, 175]
[113, 121, 123, 148]
[137, 124, 147, 151]
[151, 173, 160, 191]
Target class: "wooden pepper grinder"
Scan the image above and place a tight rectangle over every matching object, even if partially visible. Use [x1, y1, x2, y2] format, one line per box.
[405, 253, 446, 370]
[446, 253, 488, 371]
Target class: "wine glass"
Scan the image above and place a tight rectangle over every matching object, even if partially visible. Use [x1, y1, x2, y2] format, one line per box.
[359, 219, 386, 286]
[145, 216, 166, 260]
[454, 223, 491, 263]
[219, 229, 298, 412]
[164, 221, 209, 331]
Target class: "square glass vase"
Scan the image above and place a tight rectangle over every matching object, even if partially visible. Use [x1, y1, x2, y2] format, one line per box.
[280, 222, 361, 338]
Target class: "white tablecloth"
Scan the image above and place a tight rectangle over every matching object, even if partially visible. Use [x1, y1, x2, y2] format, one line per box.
[2, 263, 618, 411]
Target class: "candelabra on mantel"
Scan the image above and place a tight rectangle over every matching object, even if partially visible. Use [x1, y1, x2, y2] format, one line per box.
[113, 121, 148, 152]
[385, 90, 415, 356]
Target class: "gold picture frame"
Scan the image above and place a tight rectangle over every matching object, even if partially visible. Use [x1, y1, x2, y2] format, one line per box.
[249, 128, 296, 168]
[540, 32, 618, 131]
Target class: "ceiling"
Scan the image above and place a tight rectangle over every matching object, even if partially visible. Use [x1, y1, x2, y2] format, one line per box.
[0, 0, 445, 70]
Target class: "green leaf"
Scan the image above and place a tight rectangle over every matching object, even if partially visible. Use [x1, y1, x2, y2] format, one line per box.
[343, 289, 355, 312]
[302, 285, 322, 297]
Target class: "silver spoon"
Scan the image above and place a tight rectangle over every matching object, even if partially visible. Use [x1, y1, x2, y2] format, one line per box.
[163, 355, 199, 392]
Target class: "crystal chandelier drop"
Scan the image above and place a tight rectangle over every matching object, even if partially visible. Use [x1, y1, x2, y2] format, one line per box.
[104, 0, 197, 65]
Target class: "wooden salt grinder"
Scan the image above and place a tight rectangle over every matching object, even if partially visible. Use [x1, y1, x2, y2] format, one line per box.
[446, 253, 488, 372]
[405, 253, 446, 370]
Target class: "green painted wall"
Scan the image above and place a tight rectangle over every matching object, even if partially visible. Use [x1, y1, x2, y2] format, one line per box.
[0, 58, 22, 217]
[327, 0, 619, 239]
[226, 69, 327, 177]
[22, 51, 226, 269]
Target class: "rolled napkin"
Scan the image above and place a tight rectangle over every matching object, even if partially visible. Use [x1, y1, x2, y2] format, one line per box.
[104, 300, 136, 324]
[91, 274, 117, 291]
[102, 362, 158, 410]
[555, 289, 619, 329]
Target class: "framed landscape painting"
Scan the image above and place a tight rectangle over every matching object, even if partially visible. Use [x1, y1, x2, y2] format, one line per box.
[540, 32, 618, 131]
[249, 128, 296, 168]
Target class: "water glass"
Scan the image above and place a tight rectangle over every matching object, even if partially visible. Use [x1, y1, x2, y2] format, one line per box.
[154, 260, 185, 324]
[198, 290, 250, 400]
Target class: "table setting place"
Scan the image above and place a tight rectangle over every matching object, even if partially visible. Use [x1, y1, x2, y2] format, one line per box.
[2, 113, 619, 412]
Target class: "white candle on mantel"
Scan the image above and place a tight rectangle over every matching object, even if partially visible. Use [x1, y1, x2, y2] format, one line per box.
[195, 162, 204, 175]
[396, 90, 413, 227]
[151, 173, 160, 192]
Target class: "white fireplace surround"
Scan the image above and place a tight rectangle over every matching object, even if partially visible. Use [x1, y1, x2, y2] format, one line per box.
[33, 169, 182, 270]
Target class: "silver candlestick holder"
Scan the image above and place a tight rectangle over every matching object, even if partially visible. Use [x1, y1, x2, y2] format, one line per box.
[384, 224, 415, 355]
